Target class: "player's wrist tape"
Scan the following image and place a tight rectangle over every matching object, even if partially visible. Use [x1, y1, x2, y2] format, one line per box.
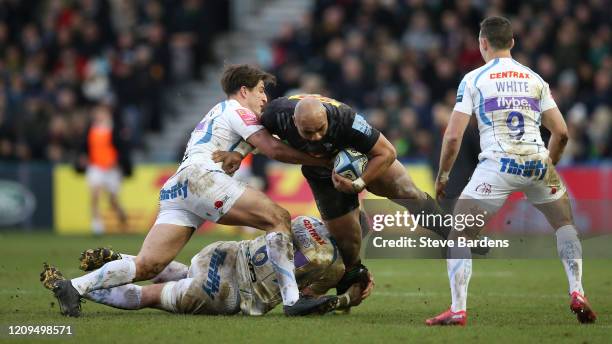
[438, 171, 450, 182]
[233, 140, 256, 157]
[352, 178, 366, 192]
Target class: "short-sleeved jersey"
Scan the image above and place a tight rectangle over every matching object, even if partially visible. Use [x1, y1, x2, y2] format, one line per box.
[454, 58, 557, 160]
[261, 94, 380, 157]
[178, 99, 264, 171]
[235, 216, 344, 315]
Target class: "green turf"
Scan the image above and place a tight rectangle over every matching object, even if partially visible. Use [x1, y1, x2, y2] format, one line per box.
[0, 232, 610, 343]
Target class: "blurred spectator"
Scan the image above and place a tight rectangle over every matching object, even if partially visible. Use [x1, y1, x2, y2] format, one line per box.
[0, 0, 229, 162]
[77, 104, 130, 234]
[269, 0, 611, 163]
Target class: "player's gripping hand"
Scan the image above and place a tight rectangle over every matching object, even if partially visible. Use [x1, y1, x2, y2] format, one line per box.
[361, 270, 374, 300]
[331, 171, 358, 194]
[212, 150, 243, 175]
[337, 263, 374, 301]
[336, 283, 363, 310]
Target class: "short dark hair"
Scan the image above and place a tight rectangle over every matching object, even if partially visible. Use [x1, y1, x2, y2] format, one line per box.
[220, 64, 276, 96]
[480, 16, 513, 50]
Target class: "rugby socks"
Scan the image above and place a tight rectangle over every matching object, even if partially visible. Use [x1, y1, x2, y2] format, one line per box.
[447, 245, 472, 312]
[71, 259, 136, 295]
[85, 284, 142, 310]
[265, 232, 300, 306]
[118, 254, 188, 283]
[151, 261, 189, 283]
[555, 225, 584, 295]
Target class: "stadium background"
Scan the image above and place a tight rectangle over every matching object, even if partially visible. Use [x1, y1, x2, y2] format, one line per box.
[0, 0, 609, 234]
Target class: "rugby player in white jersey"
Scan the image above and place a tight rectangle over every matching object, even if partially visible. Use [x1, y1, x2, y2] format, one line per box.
[426, 16, 597, 326]
[41, 216, 366, 315]
[44, 64, 338, 317]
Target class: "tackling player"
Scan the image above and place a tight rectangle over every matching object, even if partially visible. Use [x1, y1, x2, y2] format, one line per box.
[47, 64, 338, 317]
[41, 216, 365, 316]
[426, 16, 596, 326]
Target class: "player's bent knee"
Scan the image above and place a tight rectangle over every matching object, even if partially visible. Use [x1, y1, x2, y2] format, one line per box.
[265, 206, 291, 232]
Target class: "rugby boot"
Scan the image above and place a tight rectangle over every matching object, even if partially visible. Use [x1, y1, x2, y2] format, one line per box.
[284, 295, 339, 316]
[570, 291, 597, 324]
[425, 308, 467, 326]
[40, 263, 82, 317]
[79, 247, 121, 271]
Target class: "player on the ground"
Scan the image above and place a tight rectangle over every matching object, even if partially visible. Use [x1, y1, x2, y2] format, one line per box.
[426, 16, 596, 326]
[47, 64, 339, 317]
[41, 216, 365, 316]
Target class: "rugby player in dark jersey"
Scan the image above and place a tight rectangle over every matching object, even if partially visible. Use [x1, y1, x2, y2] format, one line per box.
[214, 94, 451, 294]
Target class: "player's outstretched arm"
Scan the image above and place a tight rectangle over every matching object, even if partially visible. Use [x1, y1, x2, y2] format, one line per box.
[541, 107, 569, 165]
[247, 129, 330, 167]
[436, 110, 471, 199]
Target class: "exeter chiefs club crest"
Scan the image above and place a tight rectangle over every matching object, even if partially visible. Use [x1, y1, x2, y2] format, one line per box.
[475, 182, 492, 195]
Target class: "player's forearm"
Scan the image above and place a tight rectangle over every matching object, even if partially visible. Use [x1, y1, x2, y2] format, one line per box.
[540, 108, 569, 165]
[266, 144, 327, 167]
[547, 132, 568, 165]
[438, 135, 462, 178]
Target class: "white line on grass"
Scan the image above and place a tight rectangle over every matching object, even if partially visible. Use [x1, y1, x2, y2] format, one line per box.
[375, 271, 515, 278]
[375, 291, 564, 299]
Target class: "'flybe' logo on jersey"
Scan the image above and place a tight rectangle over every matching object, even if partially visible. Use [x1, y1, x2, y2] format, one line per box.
[500, 158, 547, 179]
[203, 248, 227, 299]
[159, 180, 189, 200]
[484, 96, 540, 112]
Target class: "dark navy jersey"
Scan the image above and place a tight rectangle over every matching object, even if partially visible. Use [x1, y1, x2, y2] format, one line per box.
[261, 95, 380, 158]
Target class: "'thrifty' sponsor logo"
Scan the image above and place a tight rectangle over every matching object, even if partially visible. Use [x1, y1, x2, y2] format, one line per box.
[500, 158, 547, 179]
[159, 180, 189, 200]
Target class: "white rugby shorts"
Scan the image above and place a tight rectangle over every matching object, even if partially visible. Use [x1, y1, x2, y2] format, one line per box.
[154, 164, 246, 228]
[460, 154, 566, 211]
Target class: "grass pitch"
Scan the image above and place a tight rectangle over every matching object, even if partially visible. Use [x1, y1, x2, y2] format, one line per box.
[1, 232, 610, 343]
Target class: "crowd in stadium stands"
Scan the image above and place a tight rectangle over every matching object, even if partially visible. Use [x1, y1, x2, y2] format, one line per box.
[268, 0, 611, 164]
[0, 0, 228, 162]
[1, 0, 610, 166]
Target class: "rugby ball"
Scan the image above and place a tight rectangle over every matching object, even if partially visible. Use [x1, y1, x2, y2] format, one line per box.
[333, 148, 368, 181]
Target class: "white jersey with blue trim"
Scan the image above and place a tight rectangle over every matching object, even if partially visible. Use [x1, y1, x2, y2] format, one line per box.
[178, 99, 264, 171]
[454, 57, 557, 160]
